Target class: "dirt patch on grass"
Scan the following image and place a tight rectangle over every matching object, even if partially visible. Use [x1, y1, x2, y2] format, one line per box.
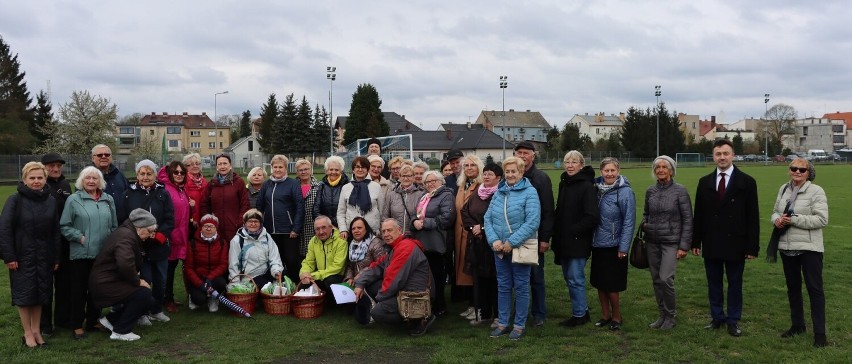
[280, 346, 434, 364]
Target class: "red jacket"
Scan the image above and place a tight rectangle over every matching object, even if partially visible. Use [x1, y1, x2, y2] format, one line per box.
[199, 172, 250, 242]
[183, 229, 229, 288]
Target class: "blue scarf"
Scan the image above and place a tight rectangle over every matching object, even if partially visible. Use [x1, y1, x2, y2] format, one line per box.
[348, 179, 372, 213]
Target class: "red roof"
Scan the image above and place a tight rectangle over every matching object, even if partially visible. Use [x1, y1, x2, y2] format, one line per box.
[822, 111, 852, 130]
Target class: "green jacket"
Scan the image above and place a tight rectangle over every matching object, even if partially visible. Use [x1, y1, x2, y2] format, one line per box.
[60, 190, 118, 260]
[300, 229, 348, 280]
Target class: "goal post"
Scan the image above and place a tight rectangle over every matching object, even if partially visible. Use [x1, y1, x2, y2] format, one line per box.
[339, 134, 414, 169]
[675, 153, 705, 167]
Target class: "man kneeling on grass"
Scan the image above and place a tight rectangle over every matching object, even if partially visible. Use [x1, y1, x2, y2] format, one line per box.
[354, 218, 435, 336]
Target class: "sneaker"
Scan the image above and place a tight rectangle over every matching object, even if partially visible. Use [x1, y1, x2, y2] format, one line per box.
[490, 318, 500, 329]
[609, 320, 622, 331]
[489, 326, 511, 338]
[137, 316, 152, 326]
[559, 311, 591, 327]
[98, 317, 114, 332]
[533, 318, 545, 327]
[648, 317, 665, 329]
[148, 312, 170, 322]
[110, 332, 141, 341]
[410, 315, 436, 336]
[208, 298, 219, 313]
[659, 317, 676, 330]
[508, 328, 526, 341]
[164, 301, 179, 313]
[459, 306, 474, 317]
[187, 296, 198, 310]
[464, 308, 481, 320]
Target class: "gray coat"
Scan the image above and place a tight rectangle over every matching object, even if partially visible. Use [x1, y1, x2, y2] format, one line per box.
[413, 186, 456, 254]
[382, 184, 425, 236]
[642, 180, 693, 250]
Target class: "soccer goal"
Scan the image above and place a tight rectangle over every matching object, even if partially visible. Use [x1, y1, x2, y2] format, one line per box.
[675, 153, 705, 167]
[339, 134, 414, 168]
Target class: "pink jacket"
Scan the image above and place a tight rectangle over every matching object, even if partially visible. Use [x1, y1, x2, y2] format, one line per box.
[158, 166, 191, 260]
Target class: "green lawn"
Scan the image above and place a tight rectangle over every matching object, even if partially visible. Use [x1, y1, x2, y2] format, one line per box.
[0, 164, 849, 363]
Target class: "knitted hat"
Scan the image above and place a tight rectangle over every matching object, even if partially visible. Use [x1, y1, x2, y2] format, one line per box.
[199, 214, 219, 228]
[366, 138, 382, 153]
[652, 155, 677, 177]
[129, 208, 157, 228]
[135, 159, 157, 173]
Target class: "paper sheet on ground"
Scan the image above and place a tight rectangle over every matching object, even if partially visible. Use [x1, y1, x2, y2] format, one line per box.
[330, 283, 356, 304]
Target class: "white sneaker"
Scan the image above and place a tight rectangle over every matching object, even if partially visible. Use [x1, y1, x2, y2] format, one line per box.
[208, 298, 219, 313]
[188, 295, 198, 310]
[98, 316, 114, 332]
[148, 312, 170, 322]
[464, 309, 481, 320]
[137, 315, 152, 326]
[459, 306, 474, 317]
[110, 332, 141, 341]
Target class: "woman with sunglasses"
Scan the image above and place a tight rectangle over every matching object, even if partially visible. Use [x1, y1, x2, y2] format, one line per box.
[769, 159, 828, 347]
[157, 161, 192, 313]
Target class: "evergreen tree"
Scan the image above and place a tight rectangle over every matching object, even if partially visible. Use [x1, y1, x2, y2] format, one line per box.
[0, 36, 34, 153]
[312, 104, 332, 154]
[274, 93, 297, 155]
[343, 83, 386, 145]
[607, 131, 622, 153]
[257, 93, 278, 152]
[291, 96, 313, 154]
[560, 123, 583, 152]
[545, 125, 561, 153]
[732, 132, 744, 155]
[620, 104, 684, 158]
[239, 110, 252, 139]
[31, 90, 53, 145]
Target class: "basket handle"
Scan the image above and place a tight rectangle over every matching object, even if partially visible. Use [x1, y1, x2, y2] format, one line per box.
[229, 273, 259, 293]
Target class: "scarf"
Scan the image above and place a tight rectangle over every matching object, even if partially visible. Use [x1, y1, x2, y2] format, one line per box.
[349, 234, 374, 262]
[477, 184, 498, 200]
[201, 233, 218, 242]
[416, 190, 435, 219]
[348, 179, 372, 212]
[216, 172, 233, 185]
[597, 179, 617, 196]
[189, 173, 204, 188]
[245, 227, 262, 240]
[270, 175, 286, 183]
[766, 183, 800, 263]
[328, 175, 342, 187]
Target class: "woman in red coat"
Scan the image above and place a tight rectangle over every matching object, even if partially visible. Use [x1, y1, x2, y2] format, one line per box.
[182, 153, 207, 228]
[183, 214, 229, 312]
[199, 154, 250, 242]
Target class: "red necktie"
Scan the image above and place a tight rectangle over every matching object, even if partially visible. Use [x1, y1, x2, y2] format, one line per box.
[718, 172, 726, 200]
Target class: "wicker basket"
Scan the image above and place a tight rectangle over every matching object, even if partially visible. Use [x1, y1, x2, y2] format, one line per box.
[225, 274, 258, 318]
[292, 291, 325, 319]
[261, 276, 292, 316]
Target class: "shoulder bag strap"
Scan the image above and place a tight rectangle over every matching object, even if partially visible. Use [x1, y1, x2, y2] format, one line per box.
[503, 194, 513, 235]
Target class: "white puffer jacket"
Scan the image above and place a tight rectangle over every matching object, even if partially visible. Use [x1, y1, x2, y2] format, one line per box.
[770, 181, 828, 252]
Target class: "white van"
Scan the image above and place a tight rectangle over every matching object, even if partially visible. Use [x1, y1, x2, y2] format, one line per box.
[807, 149, 828, 161]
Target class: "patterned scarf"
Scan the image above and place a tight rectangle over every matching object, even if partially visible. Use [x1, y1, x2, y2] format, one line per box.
[416, 190, 434, 219]
[188, 173, 204, 188]
[348, 234, 373, 262]
[477, 184, 498, 200]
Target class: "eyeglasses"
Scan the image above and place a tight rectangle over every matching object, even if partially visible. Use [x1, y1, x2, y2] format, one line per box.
[173, 170, 185, 175]
[789, 166, 808, 173]
[424, 179, 439, 184]
[400, 174, 414, 178]
[94, 153, 111, 158]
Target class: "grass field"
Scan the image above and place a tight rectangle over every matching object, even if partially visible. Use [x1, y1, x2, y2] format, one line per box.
[0, 164, 849, 363]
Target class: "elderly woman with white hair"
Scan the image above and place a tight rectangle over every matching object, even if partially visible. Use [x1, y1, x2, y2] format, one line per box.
[412, 161, 429, 187]
[246, 166, 267, 209]
[314, 156, 349, 228]
[368, 155, 392, 198]
[121, 159, 175, 324]
[60, 166, 118, 339]
[642, 155, 693, 330]
[412, 169, 456, 316]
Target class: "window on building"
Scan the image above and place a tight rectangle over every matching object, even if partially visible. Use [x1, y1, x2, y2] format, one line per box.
[167, 126, 181, 134]
[834, 135, 844, 143]
[208, 131, 216, 137]
[190, 142, 201, 149]
[219, 131, 223, 137]
[832, 125, 844, 133]
[149, 130, 155, 135]
[219, 142, 223, 148]
[168, 140, 179, 148]
[119, 127, 134, 134]
[802, 127, 808, 136]
[248, 140, 254, 152]
[190, 131, 200, 137]
[208, 142, 216, 148]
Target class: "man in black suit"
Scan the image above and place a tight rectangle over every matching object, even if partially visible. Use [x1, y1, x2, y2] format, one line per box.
[692, 139, 759, 337]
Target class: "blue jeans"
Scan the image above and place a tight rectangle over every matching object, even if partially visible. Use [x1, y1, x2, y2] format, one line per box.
[140, 258, 168, 315]
[529, 253, 546, 321]
[495, 252, 531, 329]
[560, 257, 588, 317]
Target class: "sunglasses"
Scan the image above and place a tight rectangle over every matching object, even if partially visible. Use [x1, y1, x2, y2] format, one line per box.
[173, 170, 185, 175]
[789, 166, 808, 173]
[94, 153, 111, 158]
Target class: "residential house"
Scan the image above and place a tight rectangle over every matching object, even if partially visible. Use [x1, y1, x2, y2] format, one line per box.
[793, 117, 846, 153]
[475, 109, 551, 144]
[224, 135, 263, 173]
[565, 112, 625, 141]
[115, 112, 229, 157]
[821, 111, 852, 148]
[408, 128, 513, 163]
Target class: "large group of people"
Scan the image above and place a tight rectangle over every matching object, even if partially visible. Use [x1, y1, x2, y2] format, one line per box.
[0, 139, 832, 347]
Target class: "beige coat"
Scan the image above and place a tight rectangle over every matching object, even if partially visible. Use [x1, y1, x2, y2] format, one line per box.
[770, 181, 828, 252]
[454, 182, 478, 286]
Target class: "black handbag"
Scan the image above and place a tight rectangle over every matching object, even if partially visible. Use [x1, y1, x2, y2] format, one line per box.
[629, 227, 649, 269]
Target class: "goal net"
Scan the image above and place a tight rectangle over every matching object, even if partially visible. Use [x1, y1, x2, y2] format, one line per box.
[339, 134, 414, 168]
[675, 153, 705, 167]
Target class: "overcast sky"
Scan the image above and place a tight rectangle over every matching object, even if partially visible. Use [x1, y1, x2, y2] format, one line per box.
[2, 0, 850, 130]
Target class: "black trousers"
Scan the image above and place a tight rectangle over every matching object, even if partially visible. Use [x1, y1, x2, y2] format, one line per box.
[68, 259, 100, 330]
[165, 259, 182, 303]
[186, 276, 227, 306]
[781, 251, 826, 334]
[271, 234, 301, 283]
[425, 251, 446, 313]
[475, 275, 498, 320]
[105, 287, 155, 335]
[46, 240, 71, 331]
